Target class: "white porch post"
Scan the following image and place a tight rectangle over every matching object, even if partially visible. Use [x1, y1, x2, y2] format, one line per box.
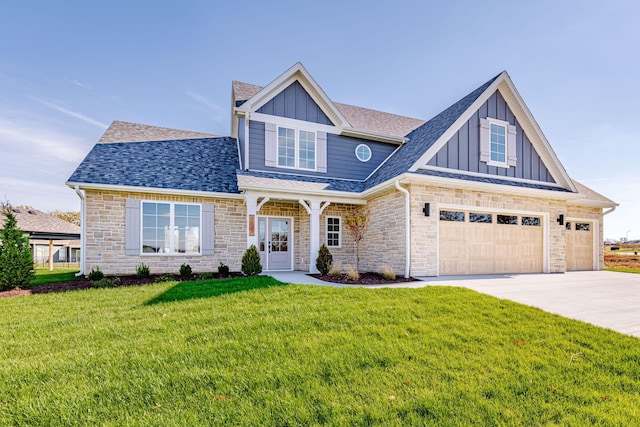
[309, 200, 321, 274]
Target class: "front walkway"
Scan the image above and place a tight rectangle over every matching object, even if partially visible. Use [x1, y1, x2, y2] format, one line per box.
[265, 270, 640, 338]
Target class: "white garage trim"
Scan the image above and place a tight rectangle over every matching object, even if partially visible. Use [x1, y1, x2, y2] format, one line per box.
[566, 217, 598, 271]
[436, 203, 550, 276]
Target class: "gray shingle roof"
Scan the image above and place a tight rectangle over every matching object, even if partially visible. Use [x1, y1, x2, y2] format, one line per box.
[413, 169, 572, 192]
[237, 170, 365, 193]
[99, 120, 219, 143]
[1, 209, 80, 235]
[68, 137, 240, 194]
[364, 75, 500, 189]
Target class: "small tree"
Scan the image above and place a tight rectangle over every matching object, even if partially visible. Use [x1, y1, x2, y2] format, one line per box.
[316, 244, 333, 275]
[0, 202, 34, 290]
[241, 244, 262, 276]
[344, 210, 370, 273]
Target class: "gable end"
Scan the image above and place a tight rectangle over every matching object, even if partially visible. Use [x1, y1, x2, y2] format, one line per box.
[257, 81, 334, 126]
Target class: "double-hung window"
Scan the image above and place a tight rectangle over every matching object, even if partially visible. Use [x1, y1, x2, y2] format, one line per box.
[278, 127, 316, 170]
[326, 217, 341, 247]
[142, 202, 201, 254]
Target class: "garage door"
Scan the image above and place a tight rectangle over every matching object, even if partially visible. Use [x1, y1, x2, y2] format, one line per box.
[439, 209, 544, 275]
[566, 221, 594, 271]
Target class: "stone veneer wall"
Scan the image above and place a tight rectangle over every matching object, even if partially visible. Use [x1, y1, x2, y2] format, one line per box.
[408, 185, 570, 276]
[320, 204, 358, 271]
[566, 205, 605, 269]
[84, 190, 246, 275]
[359, 189, 407, 276]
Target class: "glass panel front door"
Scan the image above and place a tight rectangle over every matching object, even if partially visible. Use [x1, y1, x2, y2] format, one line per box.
[268, 218, 291, 270]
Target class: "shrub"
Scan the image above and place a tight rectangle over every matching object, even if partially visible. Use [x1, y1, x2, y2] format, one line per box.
[218, 262, 229, 275]
[155, 274, 175, 283]
[0, 203, 34, 290]
[328, 261, 342, 277]
[241, 245, 262, 276]
[316, 244, 333, 275]
[87, 267, 104, 281]
[93, 277, 120, 289]
[136, 263, 150, 279]
[179, 263, 192, 277]
[345, 264, 360, 281]
[196, 272, 214, 281]
[380, 264, 396, 281]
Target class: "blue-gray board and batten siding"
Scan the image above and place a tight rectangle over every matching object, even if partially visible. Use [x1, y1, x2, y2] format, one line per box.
[428, 91, 555, 183]
[257, 81, 334, 126]
[246, 120, 397, 180]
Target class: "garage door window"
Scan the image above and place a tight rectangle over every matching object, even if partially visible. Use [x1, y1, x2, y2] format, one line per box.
[440, 211, 465, 222]
[521, 216, 541, 226]
[566, 222, 572, 230]
[470, 213, 492, 223]
[497, 214, 517, 225]
[576, 223, 591, 231]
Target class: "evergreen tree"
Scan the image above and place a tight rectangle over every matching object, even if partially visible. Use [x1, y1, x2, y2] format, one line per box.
[241, 244, 262, 276]
[0, 203, 34, 290]
[316, 244, 333, 275]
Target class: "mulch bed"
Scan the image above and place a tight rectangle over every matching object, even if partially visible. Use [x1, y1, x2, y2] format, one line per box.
[0, 272, 243, 299]
[310, 272, 418, 285]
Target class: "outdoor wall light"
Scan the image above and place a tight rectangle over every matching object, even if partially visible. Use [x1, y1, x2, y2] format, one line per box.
[557, 214, 564, 226]
[423, 203, 430, 217]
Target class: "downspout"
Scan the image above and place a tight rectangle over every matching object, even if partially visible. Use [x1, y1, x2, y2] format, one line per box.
[74, 185, 86, 277]
[394, 180, 410, 278]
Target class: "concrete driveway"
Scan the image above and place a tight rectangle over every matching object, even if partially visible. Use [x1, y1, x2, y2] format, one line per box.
[417, 271, 640, 338]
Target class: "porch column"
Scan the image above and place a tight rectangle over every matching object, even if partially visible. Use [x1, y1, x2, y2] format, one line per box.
[300, 200, 331, 274]
[48, 239, 54, 271]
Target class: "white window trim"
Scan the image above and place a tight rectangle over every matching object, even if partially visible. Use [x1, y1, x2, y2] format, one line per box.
[355, 144, 372, 162]
[486, 117, 509, 168]
[277, 126, 317, 172]
[326, 216, 342, 248]
[140, 201, 202, 256]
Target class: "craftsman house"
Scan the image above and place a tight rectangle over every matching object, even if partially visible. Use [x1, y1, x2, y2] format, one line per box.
[67, 63, 616, 277]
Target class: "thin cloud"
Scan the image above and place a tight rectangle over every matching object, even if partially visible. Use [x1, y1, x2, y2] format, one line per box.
[27, 96, 108, 129]
[68, 78, 93, 90]
[185, 89, 227, 122]
[0, 176, 79, 211]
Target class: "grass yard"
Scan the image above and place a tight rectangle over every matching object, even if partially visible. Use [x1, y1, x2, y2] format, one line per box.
[30, 267, 81, 286]
[1, 277, 639, 425]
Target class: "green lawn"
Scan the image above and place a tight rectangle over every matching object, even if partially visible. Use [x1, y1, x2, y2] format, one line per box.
[605, 267, 640, 274]
[1, 277, 639, 425]
[30, 267, 81, 286]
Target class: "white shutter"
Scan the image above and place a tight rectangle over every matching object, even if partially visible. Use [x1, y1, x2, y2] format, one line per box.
[265, 123, 277, 167]
[201, 203, 215, 255]
[507, 124, 517, 166]
[125, 199, 140, 255]
[317, 131, 327, 173]
[479, 118, 490, 162]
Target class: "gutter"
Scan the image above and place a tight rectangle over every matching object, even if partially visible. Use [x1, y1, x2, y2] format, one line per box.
[74, 185, 86, 277]
[603, 206, 617, 216]
[394, 180, 411, 278]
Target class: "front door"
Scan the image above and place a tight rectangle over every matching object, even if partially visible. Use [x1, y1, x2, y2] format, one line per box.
[267, 218, 292, 270]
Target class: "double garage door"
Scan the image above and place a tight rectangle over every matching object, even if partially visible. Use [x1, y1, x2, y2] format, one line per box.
[439, 209, 544, 275]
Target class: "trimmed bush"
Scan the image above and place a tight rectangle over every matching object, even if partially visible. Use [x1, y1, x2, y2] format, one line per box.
[196, 272, 214, 281]
[155, 274, 175, 283]
[179, 263, 192, 277]
[136, 263, 150, 279]
[93, 277, 120, 288]
[218, 262, 229, 275]
[241, 245, 262, 276]
[316, 244, 333, 275]
[87, 267, 104, 281]
[0, 203, 34, 290]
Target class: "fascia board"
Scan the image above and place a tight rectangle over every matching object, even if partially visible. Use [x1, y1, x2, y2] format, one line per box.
[65, 182, 245, 200]
[238, 185, 366, 205]
[408, 72, 506, 173]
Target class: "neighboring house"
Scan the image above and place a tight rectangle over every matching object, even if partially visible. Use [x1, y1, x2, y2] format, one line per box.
[0, 208, 81, 268]
[67, 63, 616, 277]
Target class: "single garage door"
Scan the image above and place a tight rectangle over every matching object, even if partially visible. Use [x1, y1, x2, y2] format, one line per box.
[439, 209, 544, 275]
[566, 221, 594, 271]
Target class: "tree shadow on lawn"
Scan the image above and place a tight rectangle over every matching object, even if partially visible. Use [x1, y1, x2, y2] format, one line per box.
[145, 276, 287, 305]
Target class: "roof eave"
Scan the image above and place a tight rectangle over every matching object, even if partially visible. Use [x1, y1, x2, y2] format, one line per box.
[65, 182, 244, 200]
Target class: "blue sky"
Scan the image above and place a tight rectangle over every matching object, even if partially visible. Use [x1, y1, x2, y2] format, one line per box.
[1, 0, 638, 240]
